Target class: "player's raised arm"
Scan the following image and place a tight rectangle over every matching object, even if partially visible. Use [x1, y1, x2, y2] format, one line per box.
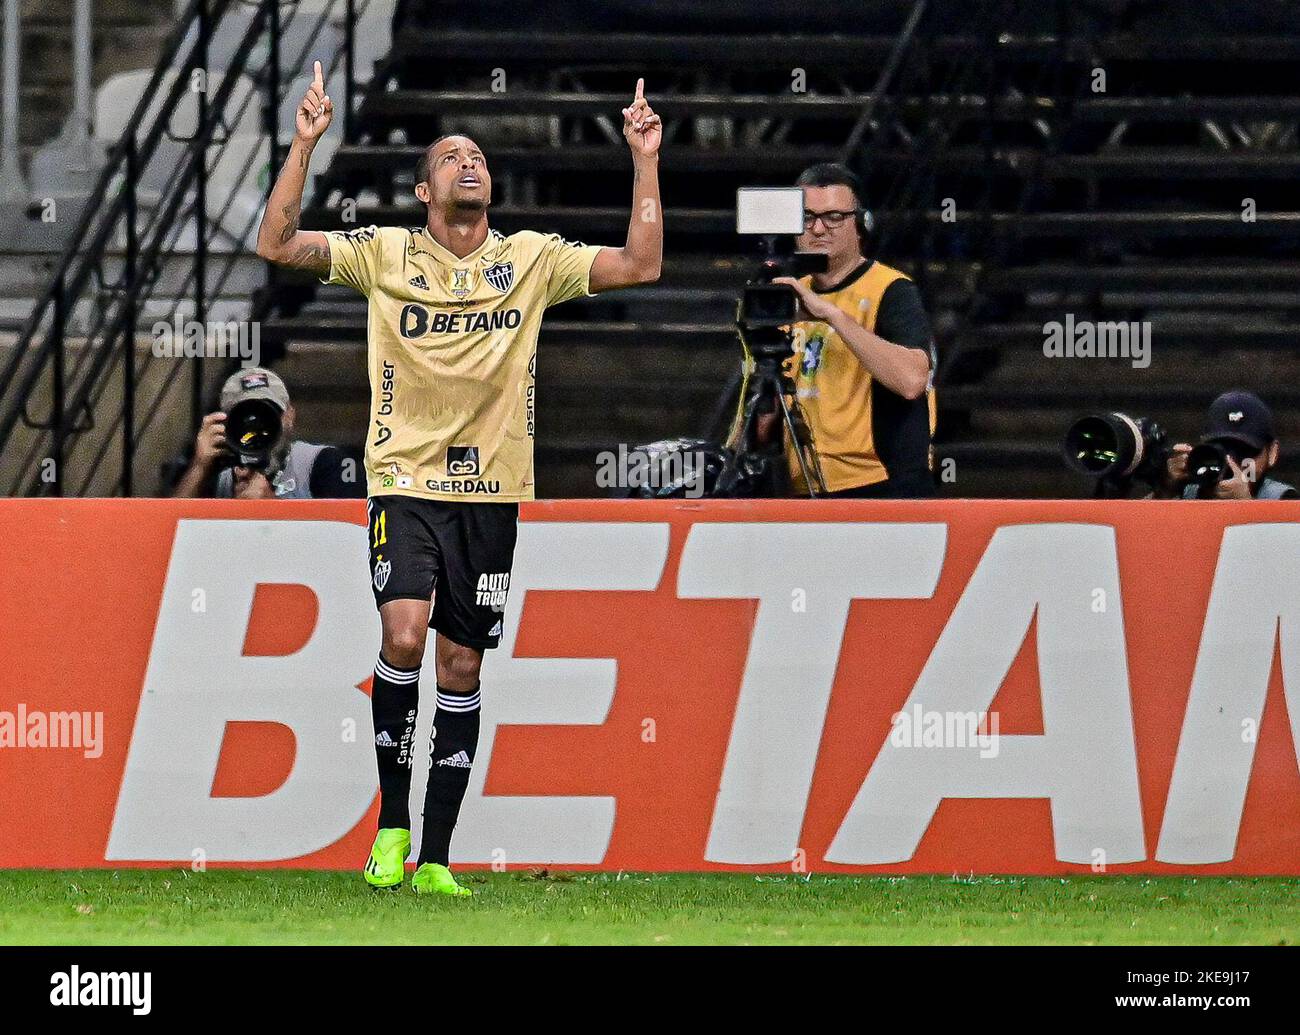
[255, 61, 334, 276]
[589, 78, 663, 292]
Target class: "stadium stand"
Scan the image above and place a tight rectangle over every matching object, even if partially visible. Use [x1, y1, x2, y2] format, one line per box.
[2, 0, 1299, 497]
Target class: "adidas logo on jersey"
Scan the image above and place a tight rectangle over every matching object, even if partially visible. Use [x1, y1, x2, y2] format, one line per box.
[408, 274, 429, 290]
[375, 730, 396, 747]
[436, 750, 473, 768]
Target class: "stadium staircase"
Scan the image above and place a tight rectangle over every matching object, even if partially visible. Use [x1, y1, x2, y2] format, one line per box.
[917, 26, 1300, 497]
[0, 0, 393, 495]
[261, 1, 1300, 498]
[4, 0, 1299, 497]
[12, 0, 175, 152]
[1, 0, 176, 327]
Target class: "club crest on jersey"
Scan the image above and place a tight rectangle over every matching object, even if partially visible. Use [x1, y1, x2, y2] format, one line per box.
[449, 267, 474, 299]
[483, 260, 514, 293]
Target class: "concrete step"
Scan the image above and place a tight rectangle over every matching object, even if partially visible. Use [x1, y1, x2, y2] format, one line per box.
[16, 0, 177, 148]
[20, 0, 173, 20]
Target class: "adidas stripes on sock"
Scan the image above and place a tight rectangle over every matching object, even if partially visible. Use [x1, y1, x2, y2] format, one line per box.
[372, 654, 420, 830]
[417, 684, 481, 867]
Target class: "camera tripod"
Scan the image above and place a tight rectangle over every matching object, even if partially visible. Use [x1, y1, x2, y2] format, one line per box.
[714, 326, 827, 498]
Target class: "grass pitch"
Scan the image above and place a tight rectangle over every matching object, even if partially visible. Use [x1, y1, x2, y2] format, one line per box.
[0, 870, 1295, 945]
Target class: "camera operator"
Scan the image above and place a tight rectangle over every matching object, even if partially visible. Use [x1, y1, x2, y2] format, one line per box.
[757, 163, 937, 498]
[1151, 391, 1296, 500]
[172, 367, 365, 499]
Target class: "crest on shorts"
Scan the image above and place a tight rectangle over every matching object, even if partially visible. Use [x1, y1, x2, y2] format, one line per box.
[483, 260, 514, 294]
[448, 267, 474, 299]
[373, 558, 391, 592]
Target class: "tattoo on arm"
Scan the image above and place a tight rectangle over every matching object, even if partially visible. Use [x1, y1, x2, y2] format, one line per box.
[256, 137, 321, 268]
[278, 201, 301, 245]
[284, 238, 330, 274]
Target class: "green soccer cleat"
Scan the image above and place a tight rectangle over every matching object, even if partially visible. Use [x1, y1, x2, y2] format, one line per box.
[363, 828, 411, 889]
[411, 862, 473, 898]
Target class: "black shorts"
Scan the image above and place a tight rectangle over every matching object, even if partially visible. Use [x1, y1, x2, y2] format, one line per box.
[366, 495, 519, 650]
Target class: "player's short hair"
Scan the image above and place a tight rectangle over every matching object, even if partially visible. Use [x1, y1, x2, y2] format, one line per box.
[415, 134, 480, 187]
[795, 162, 866, 210]
[415, 135, 452, 187]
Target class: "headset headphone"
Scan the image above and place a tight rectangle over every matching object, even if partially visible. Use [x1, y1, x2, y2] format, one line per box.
[839, 166, 874, 241]
[857, 204, 875, 239]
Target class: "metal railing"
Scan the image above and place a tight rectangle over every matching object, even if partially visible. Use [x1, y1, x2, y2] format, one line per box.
[1, 4, 18, 198]
[0, 0, 369, 496]
[923, 0, 1099, 389]
[839, 0, 1099, 383]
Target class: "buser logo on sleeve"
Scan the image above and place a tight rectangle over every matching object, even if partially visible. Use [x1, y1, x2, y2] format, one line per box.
[378, 362, 395, 415]
[447, 446, 481, 476]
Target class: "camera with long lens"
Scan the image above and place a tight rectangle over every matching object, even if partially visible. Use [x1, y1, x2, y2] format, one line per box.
[1062, 412, 1170, 494]
[1184, 439, 1257, 498]
[222, 397, 283, 470]
[1184, 442, 1228, 499]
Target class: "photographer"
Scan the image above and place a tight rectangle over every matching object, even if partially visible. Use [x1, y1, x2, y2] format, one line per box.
[758, 163, 938, 498]
[172, 367, 364, 499]
[1152, 391, 1296, 500]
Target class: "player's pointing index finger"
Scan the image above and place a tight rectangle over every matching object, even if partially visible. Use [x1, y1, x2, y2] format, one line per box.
[313, 60, 324, 87]
[635, 77, 644, 100]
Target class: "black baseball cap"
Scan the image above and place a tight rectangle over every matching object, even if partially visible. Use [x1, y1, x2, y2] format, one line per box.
[1202, 391, 1275, 451]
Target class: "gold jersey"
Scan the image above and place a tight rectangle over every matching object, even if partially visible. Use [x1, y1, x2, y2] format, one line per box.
[323, 225, 602, 502]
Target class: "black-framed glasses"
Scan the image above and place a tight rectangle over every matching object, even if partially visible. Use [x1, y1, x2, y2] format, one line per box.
[804, 209, 858, 229]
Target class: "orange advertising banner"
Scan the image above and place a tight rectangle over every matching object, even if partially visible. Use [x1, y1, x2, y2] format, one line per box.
[0, 497, 1297, 874]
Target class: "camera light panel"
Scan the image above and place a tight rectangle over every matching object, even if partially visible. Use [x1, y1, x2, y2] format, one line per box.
[736, 187, 805, 236]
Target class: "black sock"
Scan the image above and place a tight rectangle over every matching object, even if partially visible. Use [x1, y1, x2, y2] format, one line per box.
[372, 654, 420, 830]
[418, 684, 481, 866]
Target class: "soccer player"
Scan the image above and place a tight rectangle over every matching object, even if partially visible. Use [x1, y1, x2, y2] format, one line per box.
[255, 62, 662, 895]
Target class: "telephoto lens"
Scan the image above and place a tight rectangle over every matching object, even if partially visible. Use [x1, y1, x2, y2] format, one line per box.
[1063, 412, 1168, 488]
[1185, 442, 1229, 498]
[223, 398, 283, 469]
